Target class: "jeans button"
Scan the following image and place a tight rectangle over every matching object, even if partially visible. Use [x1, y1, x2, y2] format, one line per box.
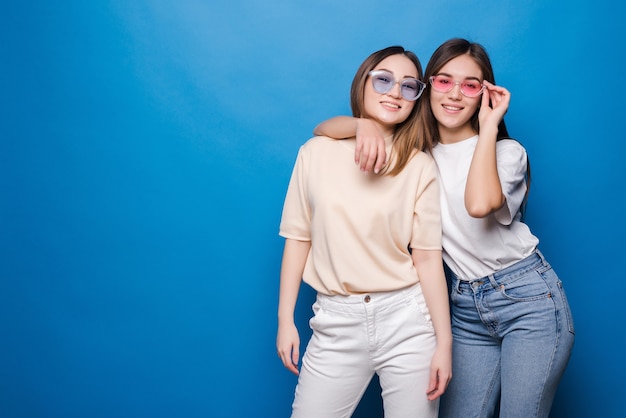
[364, 295, 371, 303]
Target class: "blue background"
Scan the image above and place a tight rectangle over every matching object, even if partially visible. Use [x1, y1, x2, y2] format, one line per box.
[2, 1, 624, 417]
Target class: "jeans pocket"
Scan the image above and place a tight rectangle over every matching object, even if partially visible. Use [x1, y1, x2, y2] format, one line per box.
[557, 279, 576, 335]
[413, 285, 434, 332]
[500, 270, 552, 302]
[308, 299, 325, 331]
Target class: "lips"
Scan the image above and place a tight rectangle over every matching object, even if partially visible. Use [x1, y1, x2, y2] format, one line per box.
[442, 104, 462, 111]
[381, 101, 401, 110]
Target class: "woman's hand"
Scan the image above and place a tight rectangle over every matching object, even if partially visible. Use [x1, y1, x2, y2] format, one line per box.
[426, 344, 452, 400]
[277, 321, 300, 376]
[478, 80, 510, 131]
[355, 118, 387, 174]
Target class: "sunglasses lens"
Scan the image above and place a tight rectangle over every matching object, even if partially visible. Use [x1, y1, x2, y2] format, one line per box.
[400, 80, 420, 101]
[431, 75, 453, 93]
[371, 73, 393, 94]
[461, 81, 483, 97]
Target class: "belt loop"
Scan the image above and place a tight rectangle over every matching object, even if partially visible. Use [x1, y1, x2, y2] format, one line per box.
[452, 277, 461, 293]
[487, 274, 499, 289]
[536, 249, 547, 266]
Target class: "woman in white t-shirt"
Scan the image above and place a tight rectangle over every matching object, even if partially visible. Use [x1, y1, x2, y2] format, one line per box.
[314, 38, 575, 418]
[277, 46, 452, 418]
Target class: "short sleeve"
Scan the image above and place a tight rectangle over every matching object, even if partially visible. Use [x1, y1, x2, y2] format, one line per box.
[411, 155, 442, 250]
[494, 139, 528, 225]
[279, 147, 312, 241]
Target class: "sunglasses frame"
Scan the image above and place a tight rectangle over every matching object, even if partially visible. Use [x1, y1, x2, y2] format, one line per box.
[429, 75, 486, 98]
[368, 70, 426, 101]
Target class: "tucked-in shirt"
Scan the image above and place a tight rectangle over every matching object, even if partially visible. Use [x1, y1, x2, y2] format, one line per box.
[280, 136, 442, 296]
[430, 135, 539, 281]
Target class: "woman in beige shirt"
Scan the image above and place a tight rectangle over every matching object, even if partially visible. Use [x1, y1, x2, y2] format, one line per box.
[277, 46, 452, 418]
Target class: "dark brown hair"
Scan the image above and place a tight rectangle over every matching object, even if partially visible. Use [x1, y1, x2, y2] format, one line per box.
[418, 38, 509, 145]
[419, 38, 531, 217]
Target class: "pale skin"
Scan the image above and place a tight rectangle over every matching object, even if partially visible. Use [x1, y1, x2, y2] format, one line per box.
[314, 54, 511, 218]
[277, 54, 452, 401]
[411, 248, 452, 400]
[277, 238, 310, 376]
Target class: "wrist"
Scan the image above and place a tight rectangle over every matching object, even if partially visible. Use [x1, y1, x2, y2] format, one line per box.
[278, 311, 295, 324]
[478, 126, 498, 139]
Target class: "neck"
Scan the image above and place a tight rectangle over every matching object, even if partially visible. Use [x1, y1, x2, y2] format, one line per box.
[372, 122, 395, 139]
[438, 124, 477, 145]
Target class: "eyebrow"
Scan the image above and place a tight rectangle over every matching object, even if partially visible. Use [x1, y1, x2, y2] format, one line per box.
[436, 72, 482, 81]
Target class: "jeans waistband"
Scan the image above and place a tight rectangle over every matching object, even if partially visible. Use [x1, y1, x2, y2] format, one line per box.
[455, 250, 549, 289]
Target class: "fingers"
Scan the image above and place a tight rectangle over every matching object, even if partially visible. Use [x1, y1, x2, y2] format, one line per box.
[354, 118, 387, 174]
[426, 364, 452, 401]
[284, 359, 299, 376]
[359, 141, 384, 173]
[478, 81, 510, 128]
[426, 369, 439, 400]
[481, 85, 491, 108]
[374, 140, 387, 174]
[354, 141, 363, 165]
[426, 369, 444, 401]
[483, 81, 510, 106]
[277, 345, 300, 376]
[291, 345, 300, 372]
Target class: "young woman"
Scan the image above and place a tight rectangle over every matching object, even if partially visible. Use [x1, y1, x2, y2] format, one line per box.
[314, 38, 575, 418]
[277, 46, 452, 418]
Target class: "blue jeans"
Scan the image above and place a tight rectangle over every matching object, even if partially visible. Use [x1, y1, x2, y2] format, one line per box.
[440, 250, 575, 418]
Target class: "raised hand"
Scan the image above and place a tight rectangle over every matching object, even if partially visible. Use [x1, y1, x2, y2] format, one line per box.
[478, 80, 510, 131]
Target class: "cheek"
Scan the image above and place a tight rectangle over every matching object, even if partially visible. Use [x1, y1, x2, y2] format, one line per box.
[402, 101, 416, 115]
[467, 98, 481, 113]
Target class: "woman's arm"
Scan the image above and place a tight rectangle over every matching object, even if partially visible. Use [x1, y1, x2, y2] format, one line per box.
[464, 81, 510, 217]
[314, 116, 388, 173]
[411, 249, 452, 400]
[276, 238, 311, 376]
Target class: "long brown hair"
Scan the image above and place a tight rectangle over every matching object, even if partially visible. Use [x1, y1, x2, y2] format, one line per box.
[418, 38, 509, 145]
[419, 38, 531, 218]
[350, 46, 426, 176]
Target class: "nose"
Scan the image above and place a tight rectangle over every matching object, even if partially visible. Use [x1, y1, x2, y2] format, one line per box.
[447, 81, 466, 100]
[448, 82, 462, 99]
[387, 81, 403, 98]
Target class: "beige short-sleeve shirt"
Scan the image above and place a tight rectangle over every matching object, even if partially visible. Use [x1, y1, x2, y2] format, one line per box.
[280, 136, 441, 295]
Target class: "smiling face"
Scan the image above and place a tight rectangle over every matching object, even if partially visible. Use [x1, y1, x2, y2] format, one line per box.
[429, 54, 483, 144]
[362, 54, 418, 137]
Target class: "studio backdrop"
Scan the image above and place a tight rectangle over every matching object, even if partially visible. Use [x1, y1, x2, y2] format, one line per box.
[1, 1, 624, 417]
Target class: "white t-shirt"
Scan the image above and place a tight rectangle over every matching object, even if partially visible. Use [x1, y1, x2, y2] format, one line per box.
[280, 135, 442, 295]
[430, 135, 539, 281]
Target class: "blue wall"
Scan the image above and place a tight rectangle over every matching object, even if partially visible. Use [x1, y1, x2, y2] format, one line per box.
[2, 1, 624, 417]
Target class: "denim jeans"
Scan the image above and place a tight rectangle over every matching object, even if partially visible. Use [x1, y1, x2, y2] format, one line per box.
[291, 283, 438, 418]
[440, 250, 575, 418]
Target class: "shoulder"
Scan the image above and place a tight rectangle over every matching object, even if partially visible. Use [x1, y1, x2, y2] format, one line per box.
[497, 138, 527, 162]
[411, 149, 436, 166]
[497, 138, 527, 154]
[301, 135, 332, 147]
[496, 138, 528, 175]
[301, 135, 348, 151]
[296, 136, 335, 157]
[407, 149, 438, 176]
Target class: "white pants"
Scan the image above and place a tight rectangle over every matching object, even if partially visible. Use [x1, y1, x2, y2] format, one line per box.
[291, 283, 438, 418]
